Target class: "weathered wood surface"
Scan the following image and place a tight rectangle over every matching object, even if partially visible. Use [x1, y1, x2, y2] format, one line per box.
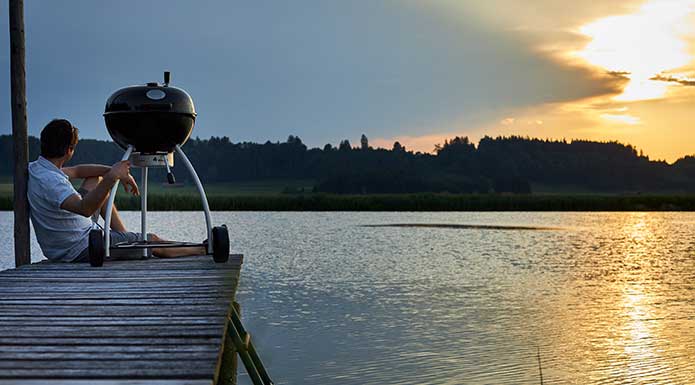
[9, 0, 31, 267]
[0, 255, 242, 385]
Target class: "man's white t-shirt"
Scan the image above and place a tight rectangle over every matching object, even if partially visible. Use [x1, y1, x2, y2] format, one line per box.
[27, 156, 92, 262]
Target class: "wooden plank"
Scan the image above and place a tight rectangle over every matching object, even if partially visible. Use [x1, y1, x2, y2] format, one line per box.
[15, 263, 241, 270]
[0, 381, 212, 385]
[0, 359, 217, 369]
[0, 290, 234, 298]
[19, 264, 237, 270]
[3, 264, 240, 272]
[16, 261, 239, 268]
[0, 279, 237, 285]
[0, 306, 230, 317]
[0, 272, 239, 279]
[0, 325, 224, 338]
[23, 255, 243, 268]
[0, 351, 219, 361]
[0, 317, 226, 326]
[12, 265, 240, 273]
[0, 276, 236, 282]
[0, 297, 229, 306]
[0, 280, 237, 292]
[0, 368, 216, 379]
[0, 337, 221, 346]
[0, 345, 217, 353]
[0, 255, 241, 382]
[0, 292, 233, 300]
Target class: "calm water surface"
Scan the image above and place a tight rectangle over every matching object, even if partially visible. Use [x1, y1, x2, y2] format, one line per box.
[1, 211, 694, 384]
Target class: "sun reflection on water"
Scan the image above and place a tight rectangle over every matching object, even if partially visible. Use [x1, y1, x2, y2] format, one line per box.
[561, 212, 692, 384]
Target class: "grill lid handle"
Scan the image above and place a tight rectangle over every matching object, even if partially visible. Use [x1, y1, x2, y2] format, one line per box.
[164, 71, 170, 87]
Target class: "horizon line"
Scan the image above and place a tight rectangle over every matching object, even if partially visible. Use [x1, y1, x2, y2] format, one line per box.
[1, 133, 692, 163]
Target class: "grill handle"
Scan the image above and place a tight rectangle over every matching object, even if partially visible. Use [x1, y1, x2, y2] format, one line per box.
[138, 103, 173, 111]
[165, 157, 176, 184]
[164, 71, 170, 86]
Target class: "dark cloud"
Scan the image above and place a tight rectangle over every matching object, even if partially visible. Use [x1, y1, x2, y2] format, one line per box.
[0, 0, 632, 145]
[650, 74, 695, 87]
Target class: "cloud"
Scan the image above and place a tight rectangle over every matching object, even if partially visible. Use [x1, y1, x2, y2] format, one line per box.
[650, 74, 695, 86]
[368, 1, 695, 162]
[607, 70, 631, 79]
[2, 0, 691, 163]
[0, 0, 635, 144]
[600, 113, 641, 125]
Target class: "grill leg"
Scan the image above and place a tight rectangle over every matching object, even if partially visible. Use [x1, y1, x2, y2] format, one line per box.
[175, 145, 213, 254]
[104, 145, 133, 257]
[140, 166, 148, 258]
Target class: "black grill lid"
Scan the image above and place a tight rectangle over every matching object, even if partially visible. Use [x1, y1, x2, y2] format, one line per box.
[103, 72, 197, 153]
[104, 74, 196, 116]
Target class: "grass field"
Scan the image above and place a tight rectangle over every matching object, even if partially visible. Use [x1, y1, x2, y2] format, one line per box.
[0, 179, 316, 211]
[0, 179, 314, 197]
[0, 183, 11, 195]
[1, 180, 694, 211]
[144, 179, 316, 196]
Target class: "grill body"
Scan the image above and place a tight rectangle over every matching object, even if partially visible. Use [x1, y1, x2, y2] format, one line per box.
[104, 82, 196, 153]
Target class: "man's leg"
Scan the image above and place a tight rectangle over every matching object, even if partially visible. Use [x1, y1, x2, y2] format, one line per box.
[79, 176, 127, 232]
[150, 233, 207, 258]
[81, 177, 205, 259]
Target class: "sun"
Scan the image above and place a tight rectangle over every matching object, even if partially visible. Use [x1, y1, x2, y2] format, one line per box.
[576, 0, 695, 102]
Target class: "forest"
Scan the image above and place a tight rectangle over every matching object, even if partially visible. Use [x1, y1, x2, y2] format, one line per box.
[1, 134, 693, 194]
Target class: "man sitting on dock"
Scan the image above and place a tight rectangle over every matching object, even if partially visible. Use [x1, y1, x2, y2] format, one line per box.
[27, 119, 205, 262]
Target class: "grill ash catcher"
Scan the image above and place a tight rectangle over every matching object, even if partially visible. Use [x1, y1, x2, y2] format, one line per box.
[88, 71, 229, 267]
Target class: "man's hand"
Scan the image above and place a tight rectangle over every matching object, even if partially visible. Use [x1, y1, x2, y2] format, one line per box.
[61, 160, 139, 217]
[121, 174, 140, 196]
[107, 161, 139, 196]
[108, 160, 132, 180]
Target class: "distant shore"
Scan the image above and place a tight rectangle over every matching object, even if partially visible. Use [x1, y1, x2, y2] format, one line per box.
[2, 192, 693, 211]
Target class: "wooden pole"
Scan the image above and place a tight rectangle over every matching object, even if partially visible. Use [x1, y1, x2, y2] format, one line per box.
[217, 302, 240, 385]
[9, 0, 31, 267]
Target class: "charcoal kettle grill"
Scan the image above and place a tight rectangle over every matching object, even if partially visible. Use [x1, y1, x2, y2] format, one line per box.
[87, 71, 229, 266]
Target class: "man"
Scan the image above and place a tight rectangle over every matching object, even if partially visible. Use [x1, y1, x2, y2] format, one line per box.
[28, 119, 205, 262]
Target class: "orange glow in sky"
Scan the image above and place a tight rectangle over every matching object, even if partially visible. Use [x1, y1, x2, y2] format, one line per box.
[576, 0, 695, 102]
[378, 0, 695, 162]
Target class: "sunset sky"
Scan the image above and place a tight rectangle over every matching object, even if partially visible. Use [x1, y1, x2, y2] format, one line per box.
[1, 0, 694, 162]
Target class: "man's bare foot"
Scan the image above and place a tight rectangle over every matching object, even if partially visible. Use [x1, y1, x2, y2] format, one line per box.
[149, 233, 207, 258]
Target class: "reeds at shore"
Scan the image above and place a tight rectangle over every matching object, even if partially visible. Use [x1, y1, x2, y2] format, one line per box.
[3, 192, 692, 211]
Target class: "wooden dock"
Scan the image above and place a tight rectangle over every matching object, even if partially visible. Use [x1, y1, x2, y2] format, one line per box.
[0, 255, 243, 385]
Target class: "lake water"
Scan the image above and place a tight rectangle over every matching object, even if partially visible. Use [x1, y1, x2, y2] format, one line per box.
[1, 211, 694, 384]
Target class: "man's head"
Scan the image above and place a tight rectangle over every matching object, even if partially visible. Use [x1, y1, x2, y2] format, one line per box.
[40, 119, 79, 161]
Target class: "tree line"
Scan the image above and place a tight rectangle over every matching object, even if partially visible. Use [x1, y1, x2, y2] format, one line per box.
[1, 134, 693, 193]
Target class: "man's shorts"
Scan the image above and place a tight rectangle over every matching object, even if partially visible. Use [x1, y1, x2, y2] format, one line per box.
[72, 187, 150, 263]
[74, 231, 147, 262]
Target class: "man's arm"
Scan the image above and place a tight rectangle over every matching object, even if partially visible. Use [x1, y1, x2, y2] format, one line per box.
[60, 161, 132, 217]
[63, 163, 140, 196]
[62, 164, 111, 180]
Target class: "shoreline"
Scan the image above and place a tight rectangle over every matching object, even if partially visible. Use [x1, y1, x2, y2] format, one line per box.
[2, 193, 694, 211]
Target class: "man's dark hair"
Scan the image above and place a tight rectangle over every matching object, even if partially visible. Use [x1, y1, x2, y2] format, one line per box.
[40, 119, 79, 158]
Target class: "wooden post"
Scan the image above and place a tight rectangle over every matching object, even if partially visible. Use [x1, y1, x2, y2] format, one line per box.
[9, 0, 31, 267]
[217, 302, 240, 385]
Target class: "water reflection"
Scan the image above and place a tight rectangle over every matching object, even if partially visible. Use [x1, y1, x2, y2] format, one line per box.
[1, 211, 694, 384]
[612, 215, 659, 382]
[552, 212, 694, 384]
